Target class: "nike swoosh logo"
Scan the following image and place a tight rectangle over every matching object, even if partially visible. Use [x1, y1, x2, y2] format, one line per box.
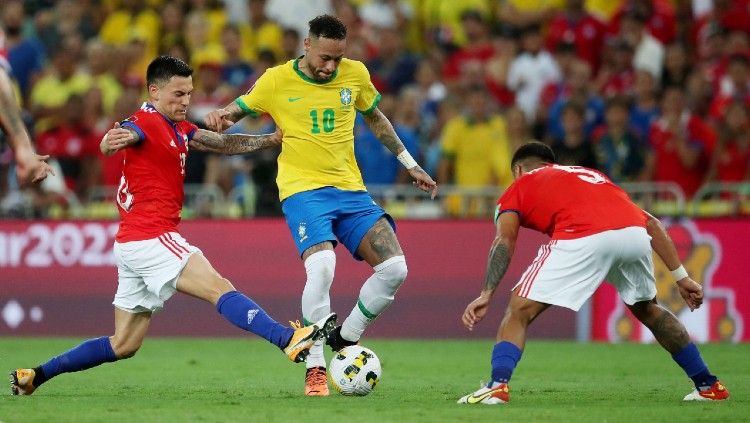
[288, 97, 303, 102]
[702, 392, 716, 398]
[466, 392, 492, 404]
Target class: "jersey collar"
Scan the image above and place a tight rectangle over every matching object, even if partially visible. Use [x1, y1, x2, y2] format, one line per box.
[293, 57, 338, 84]
[145, 102, 178, 128]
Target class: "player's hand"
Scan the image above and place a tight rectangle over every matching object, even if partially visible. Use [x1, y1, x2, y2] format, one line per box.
[407, 166, 437, 199]
[15, 147, 54, 186]
[102, 122, 135, 154]
[462, 293, 491, 331]
[676, 277, 704, 311]
[204, 108, 235, 132]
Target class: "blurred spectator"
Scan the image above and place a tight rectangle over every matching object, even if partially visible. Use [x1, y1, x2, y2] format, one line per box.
[495, 0, 560, 28]
[241, 0, 284, 62]
[419, 0, 491, 51]
[159, 0, 187, 54]
[29, 45, 92, 133]
[609, 0, 677, 45]
[546, 59, 604, 141]
[710, 53, 750, 121]
[98, 0, 160, 61]
[359, 0, 413, 34]
[691, 0, 750, 45]
[264, 0, 332, 41]
[189, 62, 234, 124]
[438, 87, 512, 188]
[593, 96, 648, 183]
[646, 86, 715, 198]
[484, 25, 517, 108]
[34, 0, 99, 54]
[505, 105, 532, 153]
[84, 39, 123, 116]
[281, 28, 301, 61]
[189, 0, 227, 45]
[355, 93, 419, 185]
[618, 8, 664, 81]
[661, 42, 690, 88]
[35, 94, 100, 200]
[629, 69, 660, 141]
[705, 99, 750, 184]
[220, 24, 254, 95]
[507, 23, 561, 122]
[694, 22, 726, 88]
[442, 10, 493, 86]
[224, 115, 279, 216]
[1, 0, 46, 98]
[550, 101, 597, 168]
[594, 37, 635, 98]
[184, 10, 226, 70]
[83, 87, 110, 135]
[685, 69, 715, 119]
[367, 27, 420, 94]
[545, 0, 606, 72]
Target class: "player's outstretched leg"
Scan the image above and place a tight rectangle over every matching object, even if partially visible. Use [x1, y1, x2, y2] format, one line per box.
[10, 336, 119, 396]
[287, 313, 338, 363]
[214, 290, 336, 363]
[10, 309, 150, 396]
[627, 300, 729, 401]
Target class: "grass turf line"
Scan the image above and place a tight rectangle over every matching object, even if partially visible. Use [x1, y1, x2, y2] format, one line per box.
[0, 338, 747, 422]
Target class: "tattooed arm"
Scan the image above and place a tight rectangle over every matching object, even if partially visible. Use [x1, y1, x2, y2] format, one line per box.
[189, 128, 282, 155]
[204, 102, 248, 132]
[362, 107, 437, 198]
[462, 212, 521, 330]
[0, 69, 53, 184]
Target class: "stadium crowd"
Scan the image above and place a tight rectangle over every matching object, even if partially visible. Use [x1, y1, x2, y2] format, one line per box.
[0, 0, 749, 218]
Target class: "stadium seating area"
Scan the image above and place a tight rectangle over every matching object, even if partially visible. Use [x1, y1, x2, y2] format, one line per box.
[1, 0, 749, 219]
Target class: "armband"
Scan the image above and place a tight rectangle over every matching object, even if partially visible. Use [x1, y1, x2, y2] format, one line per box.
[397, 150, 418, 169]
[671, 265, 688, 282]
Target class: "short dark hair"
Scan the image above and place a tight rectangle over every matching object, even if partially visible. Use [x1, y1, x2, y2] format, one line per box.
[308, 15, 347, 40]
[511, 141, 556, 168]
[146, 55, 193, 87]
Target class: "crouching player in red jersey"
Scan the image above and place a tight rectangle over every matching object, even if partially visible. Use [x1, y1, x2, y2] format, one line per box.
[458, 141, 728, 404]
[10, 56, 336, 396]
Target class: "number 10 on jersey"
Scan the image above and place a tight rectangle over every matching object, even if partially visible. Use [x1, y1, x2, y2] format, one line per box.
[310, 109, 335, 134]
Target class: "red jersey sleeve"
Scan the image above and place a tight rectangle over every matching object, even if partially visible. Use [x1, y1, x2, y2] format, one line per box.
[495, 181, 523, 222]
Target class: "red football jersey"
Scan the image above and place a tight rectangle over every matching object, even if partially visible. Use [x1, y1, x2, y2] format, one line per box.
[115, 102, 197, 242]
[496, 165, 647, 240]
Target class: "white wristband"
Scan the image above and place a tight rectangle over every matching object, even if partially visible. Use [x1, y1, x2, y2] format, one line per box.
[397, 150, 418, 169]
[671, 265, 688, 282]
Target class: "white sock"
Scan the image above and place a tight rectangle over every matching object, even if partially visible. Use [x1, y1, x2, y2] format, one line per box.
[341, 256, 407, 342]
[301, 250, 336, 369]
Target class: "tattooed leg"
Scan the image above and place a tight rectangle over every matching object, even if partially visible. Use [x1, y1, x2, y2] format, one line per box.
[336, 218, 407, 343]
[627, 299, 690, 354]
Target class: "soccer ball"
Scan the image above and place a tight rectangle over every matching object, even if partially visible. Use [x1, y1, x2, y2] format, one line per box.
[328, 345, 381, 396]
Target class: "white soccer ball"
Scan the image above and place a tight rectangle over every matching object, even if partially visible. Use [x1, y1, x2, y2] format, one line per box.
[328, 345, 381, 396]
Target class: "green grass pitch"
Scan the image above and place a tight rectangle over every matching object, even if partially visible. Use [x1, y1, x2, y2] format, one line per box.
[1, 338, 747, 422]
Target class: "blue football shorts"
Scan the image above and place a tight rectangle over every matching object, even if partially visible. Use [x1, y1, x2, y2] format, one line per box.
[281, 186, 395, 260]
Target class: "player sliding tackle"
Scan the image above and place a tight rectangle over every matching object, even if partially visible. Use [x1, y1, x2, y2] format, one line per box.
[457, 141, 729, 404]
[10, 56, 336, 396]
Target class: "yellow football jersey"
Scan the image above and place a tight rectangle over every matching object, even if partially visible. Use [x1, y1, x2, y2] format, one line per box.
[236, 58, 381, 200]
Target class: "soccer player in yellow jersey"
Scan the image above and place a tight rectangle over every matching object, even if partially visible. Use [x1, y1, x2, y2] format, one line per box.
[205, 15, 437, 396]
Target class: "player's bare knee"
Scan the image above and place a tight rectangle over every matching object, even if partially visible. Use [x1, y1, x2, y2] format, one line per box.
[110, 338, 141, 359]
